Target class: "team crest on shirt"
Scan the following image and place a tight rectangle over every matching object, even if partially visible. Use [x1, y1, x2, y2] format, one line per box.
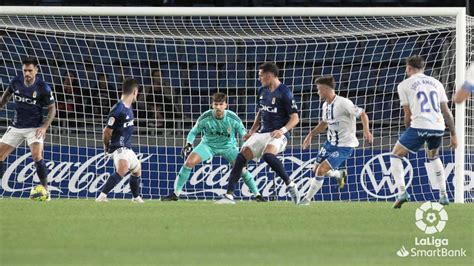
[227, 127, 231, 135]
[32, 91, 37, 98]
[272, 97, 276, 104]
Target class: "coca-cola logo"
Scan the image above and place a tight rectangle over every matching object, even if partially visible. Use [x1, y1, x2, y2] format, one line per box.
[1, 152, 153, 194]
[184, 156, 317, 197]
[2, 149, 471, 200]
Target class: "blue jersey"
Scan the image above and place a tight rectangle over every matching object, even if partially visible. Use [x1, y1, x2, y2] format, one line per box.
[7, 75, 55, 128]
[257, 83, 298, 133]
[106, 101, 134, 153]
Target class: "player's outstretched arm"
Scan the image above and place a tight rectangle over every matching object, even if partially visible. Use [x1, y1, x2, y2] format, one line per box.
[0, 90, 13, 109]
[454, 65, 473, 103]
[36, 103, 56, 139]
[453, 88, 470, 104]
[302, 121, 328, 150]
[359, 111, 373, 144]
[440, 102, 457, 149]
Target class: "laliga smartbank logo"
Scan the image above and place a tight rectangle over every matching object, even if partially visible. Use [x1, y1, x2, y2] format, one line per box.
[415, 201, 448, 234]
[396, 202, 466, 258]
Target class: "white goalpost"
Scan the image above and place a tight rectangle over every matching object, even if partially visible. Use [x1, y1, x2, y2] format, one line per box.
[0, 6, 471, 203]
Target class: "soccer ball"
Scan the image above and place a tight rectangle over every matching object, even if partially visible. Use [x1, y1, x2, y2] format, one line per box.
[29, 185, 49, 202]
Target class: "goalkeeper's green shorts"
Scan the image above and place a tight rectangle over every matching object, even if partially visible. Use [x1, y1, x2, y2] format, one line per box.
[193, 143, 239, 163]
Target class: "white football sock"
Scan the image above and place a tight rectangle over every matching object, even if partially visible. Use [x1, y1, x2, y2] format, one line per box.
[305, 177, 324, 201]
[429, 158, 446, 197]
[325, 170, 341, 179]
[390, 156, 405, 196]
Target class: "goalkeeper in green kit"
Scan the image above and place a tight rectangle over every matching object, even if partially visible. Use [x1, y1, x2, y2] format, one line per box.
[161, 92, 265, 202]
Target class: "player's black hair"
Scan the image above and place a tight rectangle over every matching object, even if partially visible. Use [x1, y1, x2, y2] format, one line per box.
[212, 92, 227, 103]
[122, 78, 139, 95]
[22, 57, 38, 67]
[314, 76, 335, 89]
[259, 62, 279, 77]
[406, 55, 425, 69]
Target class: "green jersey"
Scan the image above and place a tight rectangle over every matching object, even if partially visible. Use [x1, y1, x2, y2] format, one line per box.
[186, 109, 246, 149]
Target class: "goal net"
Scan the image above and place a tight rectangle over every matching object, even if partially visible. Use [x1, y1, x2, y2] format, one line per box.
[0, 7, 472, 202]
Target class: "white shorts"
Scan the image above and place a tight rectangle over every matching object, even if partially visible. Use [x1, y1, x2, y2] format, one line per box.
[0, 127, 43, 147]
[112, 148, 140, 172]
[242, 132, 288, 160]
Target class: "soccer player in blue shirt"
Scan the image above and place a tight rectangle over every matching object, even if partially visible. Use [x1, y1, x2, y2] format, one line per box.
[96, 78, 144, 203]
[0, 57, 56, 199]
[217, 62, 300, 204]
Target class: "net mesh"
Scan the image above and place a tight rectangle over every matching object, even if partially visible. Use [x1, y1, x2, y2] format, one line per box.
[0, 13, 472, 202]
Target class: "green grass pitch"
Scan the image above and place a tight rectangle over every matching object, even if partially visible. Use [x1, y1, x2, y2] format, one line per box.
[0, 199, 473, 265]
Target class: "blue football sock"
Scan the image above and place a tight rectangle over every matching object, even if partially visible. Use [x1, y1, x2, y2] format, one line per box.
[102, 172, 122, 195]
[129, 175, 141, 198]
[262, 153, 291, 185]
[226, 153, 247, 195]
[0, 161, 4, 179]
[35, 159, 49, 187]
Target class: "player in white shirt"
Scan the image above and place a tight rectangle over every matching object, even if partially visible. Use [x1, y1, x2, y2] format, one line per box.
[453, 64, 474, 103]
[392, 56, 457, 208]
[300, 76, 373, 205]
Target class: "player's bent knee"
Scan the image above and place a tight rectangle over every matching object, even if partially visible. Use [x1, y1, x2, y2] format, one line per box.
[426, 149, 439, 160]
[31, 153, 43, 162]
[316, 161, 331, 176]
[184, 154, 201, 168]
[391, 144, 408, 157]
[116, 161, 129, 177]
[240, 147, 254, 161]
[0, 143, 15, 161]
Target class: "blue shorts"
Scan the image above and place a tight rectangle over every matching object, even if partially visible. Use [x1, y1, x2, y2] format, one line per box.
[315, 141, 354, 170]
[398, 127, 444, 153]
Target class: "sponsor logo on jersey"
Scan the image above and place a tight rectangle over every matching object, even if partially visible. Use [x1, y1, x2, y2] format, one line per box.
[14, 95, 37, 105]
[123, 120, 134, 128]
[261, 105, 278, 113]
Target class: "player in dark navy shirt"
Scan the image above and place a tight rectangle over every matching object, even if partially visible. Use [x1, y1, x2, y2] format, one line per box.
[0, 57, 56, 197]
[106, 100, 135, 153]
[257, 82, 298, 134]
[217, 62, 300, 205]
[96, 78, 144, 203]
